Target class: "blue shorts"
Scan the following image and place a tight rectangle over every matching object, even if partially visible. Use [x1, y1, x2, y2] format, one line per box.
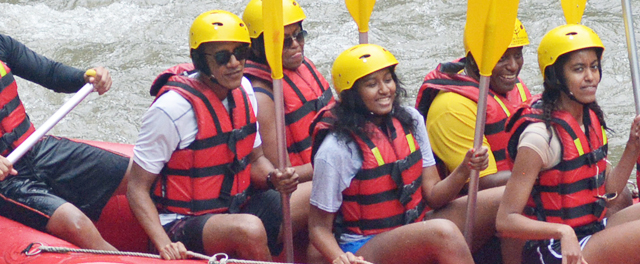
[339, 235, 374, 254]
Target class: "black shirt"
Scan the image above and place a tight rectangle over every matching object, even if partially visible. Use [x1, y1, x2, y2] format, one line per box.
[0, 34, 85, 93]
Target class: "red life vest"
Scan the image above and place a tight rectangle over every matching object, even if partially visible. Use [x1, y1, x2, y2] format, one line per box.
[244, 58, 333, 166]
[415, 58, 531, 173]
[0, 60, 35, 156]
[506, 100, 608, 228]
[310, 105, 427, 236]
[149, 64, 257, 216]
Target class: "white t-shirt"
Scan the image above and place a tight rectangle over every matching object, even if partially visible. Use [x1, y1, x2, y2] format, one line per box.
[310, 106, 435, 212]
[310, 106, 435, 243]
[132, 76, 260, 225]
[133, 76, 260, 174]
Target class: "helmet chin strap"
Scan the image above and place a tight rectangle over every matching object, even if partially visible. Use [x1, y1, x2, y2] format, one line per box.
[209, 75, 220, 85]
[560, 85, 588, 105]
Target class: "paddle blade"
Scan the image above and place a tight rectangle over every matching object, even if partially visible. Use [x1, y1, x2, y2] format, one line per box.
[346, 0, 376, 33]
[562, 0, 587, 24]
[263, 0, 284, 79]
[464, 0, 519, 76]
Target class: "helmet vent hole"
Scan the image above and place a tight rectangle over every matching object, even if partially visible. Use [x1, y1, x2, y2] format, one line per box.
[213, 22, 223, 27]
[359, 54, 371, 61]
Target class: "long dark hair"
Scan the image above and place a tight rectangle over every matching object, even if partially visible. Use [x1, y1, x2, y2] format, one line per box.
[541, 48, 608, 132]
[329, 68, 416, 142]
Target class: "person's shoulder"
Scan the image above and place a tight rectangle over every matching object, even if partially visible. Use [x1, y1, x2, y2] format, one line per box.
[152, 91, 192, 119]
[401, 105, 422, 119]
[317, 132, 354, 153]
[522, 122, 552, 138]
[0, 34, 17, 61]
[430, 92, 477, 111]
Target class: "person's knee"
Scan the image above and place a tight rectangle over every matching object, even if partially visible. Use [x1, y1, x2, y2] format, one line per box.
[424, 219, 463, 242]
[47, 205, 96, 239]
[231, 215, 269, 245]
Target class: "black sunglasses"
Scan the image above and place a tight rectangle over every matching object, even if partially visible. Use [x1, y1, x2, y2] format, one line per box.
[284, 30, 307, 48]
[203, 44, 251, 65]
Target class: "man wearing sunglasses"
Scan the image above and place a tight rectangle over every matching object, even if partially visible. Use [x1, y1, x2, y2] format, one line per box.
[241, 1, 334, 261]
[127, 10, 299, 261]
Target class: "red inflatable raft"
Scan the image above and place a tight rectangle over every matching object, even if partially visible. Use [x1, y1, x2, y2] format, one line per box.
[0, 140, 234, 264]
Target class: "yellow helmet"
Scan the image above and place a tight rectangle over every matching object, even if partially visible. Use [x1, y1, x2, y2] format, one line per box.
[537, 24, 604, 80]
[189, 10, 250, 50]
[242, 0, 306, 38]
[464, 18, 529, 56]
[331, 44, 399, 94]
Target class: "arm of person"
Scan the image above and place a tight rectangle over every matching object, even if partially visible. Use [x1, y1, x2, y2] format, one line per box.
[478, 170, 511, 190]
[422, 147, 489, 209]
[309, 133, 364, 264]
[604, 115, 640, 195]
[252, 78, 313, 182]
[249, 144, 299, 195]
[0, 155, 17, 181]
[127, 162, 187, 260]
[412, 105, 489, 209]
[309, 205, 363, 264]
[0, 34, 108, 93]
[496, 146, 584, 264]
[426, 92, 501, 188]
[125, 92, 193, 259]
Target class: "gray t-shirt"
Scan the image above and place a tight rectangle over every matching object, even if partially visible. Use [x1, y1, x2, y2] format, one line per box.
[310, 106, 435, 213]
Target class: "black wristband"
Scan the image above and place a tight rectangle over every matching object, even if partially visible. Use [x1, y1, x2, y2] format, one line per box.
[266, 171, 276, 190]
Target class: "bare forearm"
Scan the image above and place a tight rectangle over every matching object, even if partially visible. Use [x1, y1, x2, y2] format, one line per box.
[127, 185, 172, 250]
[478, 170, 511, 190]
[425, 166, 468, 209]
[294, 163, 313, 182]
[607, 142, 640, 194]
[497, 212, 572, 242]
[126, 163, 173, 250]
[250, 156, 275, 189]
[309, 207, 344, 263]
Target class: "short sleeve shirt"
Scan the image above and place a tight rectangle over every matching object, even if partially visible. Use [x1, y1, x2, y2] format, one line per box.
[310, 106, 435, 213]
[133, 76, 261, 174]
[426, 91, 498, 177]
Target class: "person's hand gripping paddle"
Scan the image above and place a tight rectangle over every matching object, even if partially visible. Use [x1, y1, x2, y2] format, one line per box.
[462, 0, 519, 246]
[263, 0, 295, 261]
[6, 69, 99, 165]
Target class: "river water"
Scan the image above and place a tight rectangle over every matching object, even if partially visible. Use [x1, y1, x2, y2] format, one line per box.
[1, 0, 639, 170]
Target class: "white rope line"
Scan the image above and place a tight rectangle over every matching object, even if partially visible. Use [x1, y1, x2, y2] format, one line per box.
[31, 245, 162, 259]
[24, 243, 298, 264]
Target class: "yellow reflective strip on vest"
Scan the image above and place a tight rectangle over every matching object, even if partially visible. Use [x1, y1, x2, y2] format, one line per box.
[0, 64, 6, 77]
[493, 95, 511, 117]
[574, 138, 585, 156]
[406, 134, 416, 153]
[601, 126, 607, 145]
[371, 147, 385, 166]
[516, 82, 527, 102]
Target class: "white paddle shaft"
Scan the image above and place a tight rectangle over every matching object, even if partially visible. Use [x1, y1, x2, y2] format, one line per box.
[7, 83, 95, 164]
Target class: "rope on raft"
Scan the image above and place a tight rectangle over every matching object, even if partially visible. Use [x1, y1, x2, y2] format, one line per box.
[22, 243, 297, 264]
